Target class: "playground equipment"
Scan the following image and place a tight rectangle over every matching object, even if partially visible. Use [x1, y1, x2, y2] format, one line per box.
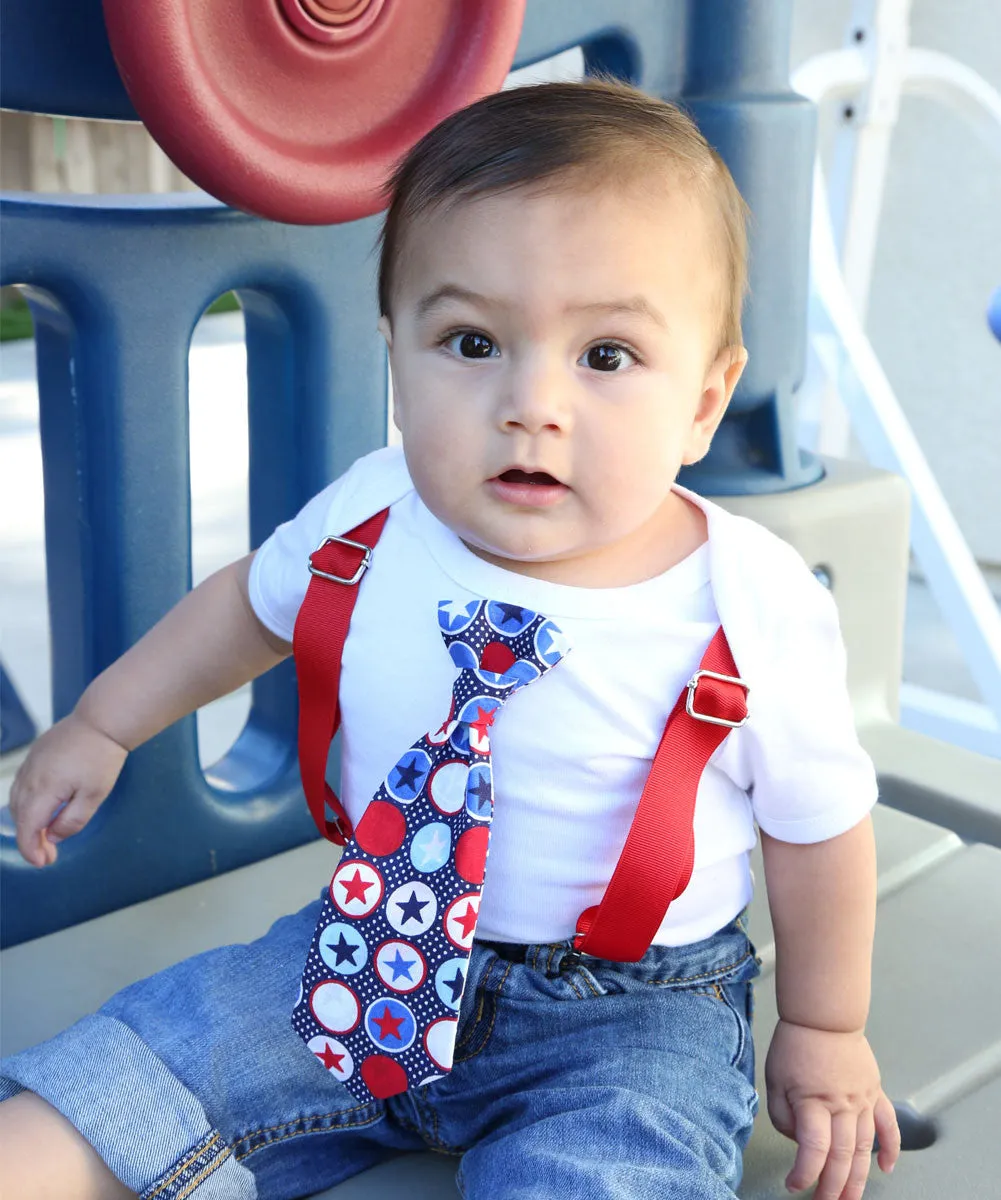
[2, 2, 1000, 1197]
[793, 0, 1001, 761]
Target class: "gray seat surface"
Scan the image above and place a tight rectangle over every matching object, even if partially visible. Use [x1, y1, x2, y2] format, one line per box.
[3, 801, 1000, 1198]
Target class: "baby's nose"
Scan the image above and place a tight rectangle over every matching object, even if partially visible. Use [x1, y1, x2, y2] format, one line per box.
[498, 359, 574, 434]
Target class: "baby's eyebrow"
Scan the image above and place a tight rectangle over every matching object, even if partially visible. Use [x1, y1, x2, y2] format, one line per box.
[414, 286, 669, 333]
[567, 297, 669, 330]
[415, 284, 490, 318]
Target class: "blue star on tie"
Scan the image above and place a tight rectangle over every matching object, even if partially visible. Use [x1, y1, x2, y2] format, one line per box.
[495, 603, 526, 627]
[469, 774, 492, 812]
[443, 967, 465, 1004]
[393, 756, 424, 792]
[386, 950, 417, 982]
[324, 932, 360, 966]
[397, 889, 430, 926]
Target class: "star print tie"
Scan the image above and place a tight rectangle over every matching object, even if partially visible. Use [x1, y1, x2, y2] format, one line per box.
[292, 599, 568, 1102]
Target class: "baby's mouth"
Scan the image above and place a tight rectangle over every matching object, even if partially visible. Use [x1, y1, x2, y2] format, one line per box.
[488, 468, 568, 508]
[496, 468, 562, 487]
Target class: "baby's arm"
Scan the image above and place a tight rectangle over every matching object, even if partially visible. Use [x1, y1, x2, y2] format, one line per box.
[761, 817, 901, 1198]
[9, 554, 291, 867]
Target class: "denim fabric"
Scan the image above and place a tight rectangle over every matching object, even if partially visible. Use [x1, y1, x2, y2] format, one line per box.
[1, 898, 759, 1200]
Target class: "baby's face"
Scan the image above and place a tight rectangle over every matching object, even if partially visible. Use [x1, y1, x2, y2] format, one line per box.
[384, 179, 745, 585]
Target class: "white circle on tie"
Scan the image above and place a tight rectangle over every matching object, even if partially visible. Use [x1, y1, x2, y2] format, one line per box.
[443, 893, 480, 950]
[330, 860, 384, 918]
[387, 881, 438, 936]
[424, 1016, 459, 1071]
[374, 939, 428, 993]
[307, 1035, 354, 1081]
[428, 760, 468, 815]
[309, 980, 361, 1035]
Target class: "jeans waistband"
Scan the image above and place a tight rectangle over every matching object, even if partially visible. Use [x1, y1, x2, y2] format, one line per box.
[473, 912, 757, 984]
[475, 939, 535, 964]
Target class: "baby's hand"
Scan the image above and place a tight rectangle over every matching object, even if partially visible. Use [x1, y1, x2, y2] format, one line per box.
[765, 1018, 901, 1199]
[8, 713, 128, 867]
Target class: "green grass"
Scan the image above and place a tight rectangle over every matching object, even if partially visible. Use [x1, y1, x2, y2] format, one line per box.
[0, 289, 241, 342]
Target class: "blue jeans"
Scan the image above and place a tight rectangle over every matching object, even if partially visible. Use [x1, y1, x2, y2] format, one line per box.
[1, 899, 759, 1199]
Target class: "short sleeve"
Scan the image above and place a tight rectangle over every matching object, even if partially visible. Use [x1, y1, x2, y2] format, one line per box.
[248, 482, 345, 644]
[248, 445, 415, 644]
[744, 579, 878, 843]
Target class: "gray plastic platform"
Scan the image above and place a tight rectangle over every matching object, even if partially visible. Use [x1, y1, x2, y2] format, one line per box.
[4, 799, 1000, 1198]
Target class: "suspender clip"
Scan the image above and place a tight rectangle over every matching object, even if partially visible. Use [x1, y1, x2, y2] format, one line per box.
[685, 670, 749, 728]
[308, 535, 373, 586]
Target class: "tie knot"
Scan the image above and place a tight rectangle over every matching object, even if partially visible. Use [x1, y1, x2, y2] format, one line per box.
[436, 600, 568, 751]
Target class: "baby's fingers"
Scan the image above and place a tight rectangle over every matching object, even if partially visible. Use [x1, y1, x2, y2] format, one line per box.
[838, 1110, 875, 1200]
[812, 1109, 857, 1200]
[874, 1091, 901, 1174]
[785, 1099, 831, 1193]
[9, 776, 68, 868]
[47, 787, 106, 844]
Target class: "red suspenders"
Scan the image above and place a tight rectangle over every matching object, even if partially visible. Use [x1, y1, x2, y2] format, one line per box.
[293, 509, 749, 964]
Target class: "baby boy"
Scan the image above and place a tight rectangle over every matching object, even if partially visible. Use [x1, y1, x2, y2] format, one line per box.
[2, 80, 900, 1200]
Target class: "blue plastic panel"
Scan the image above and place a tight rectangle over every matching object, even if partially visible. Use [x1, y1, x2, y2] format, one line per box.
[0, 0, 138, 120]
[0, 194, 387, 946]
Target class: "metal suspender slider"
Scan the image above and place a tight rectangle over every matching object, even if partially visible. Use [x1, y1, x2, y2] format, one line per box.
[308, 535, 373, 585]
[685, 670, 750, 728]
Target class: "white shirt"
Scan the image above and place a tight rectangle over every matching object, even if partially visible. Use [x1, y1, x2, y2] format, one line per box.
[250, 446, 877, 946]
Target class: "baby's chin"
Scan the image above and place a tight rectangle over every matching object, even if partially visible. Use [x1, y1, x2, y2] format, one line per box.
[458, 531, 607, 584]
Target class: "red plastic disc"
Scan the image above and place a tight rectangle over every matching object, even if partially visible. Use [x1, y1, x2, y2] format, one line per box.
[101, 0, 526, 224]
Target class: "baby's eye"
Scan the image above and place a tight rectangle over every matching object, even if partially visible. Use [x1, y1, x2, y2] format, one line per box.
[580, 342, 638, 372]
[443, 331, 498, 359]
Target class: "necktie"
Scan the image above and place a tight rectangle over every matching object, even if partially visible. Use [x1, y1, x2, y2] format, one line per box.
[292, 598, 568, 1102]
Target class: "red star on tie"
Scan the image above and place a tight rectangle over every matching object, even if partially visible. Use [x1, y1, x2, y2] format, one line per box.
[340, 868, 374, 905]
[436, 698, 456, 737]
[453, 900, 479, 939]
[315, 1044, 345, 1072]
[468, 706, 496, 740]
[373, 1005, 406, 1043]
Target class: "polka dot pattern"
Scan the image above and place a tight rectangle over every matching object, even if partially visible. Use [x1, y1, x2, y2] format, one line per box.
[292, 599, 568, 1103]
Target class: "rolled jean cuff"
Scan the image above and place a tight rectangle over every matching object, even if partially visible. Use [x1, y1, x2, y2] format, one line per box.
[0, 1013, 255, 1200]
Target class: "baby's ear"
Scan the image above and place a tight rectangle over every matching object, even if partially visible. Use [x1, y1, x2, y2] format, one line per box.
[377, 315, 393, 348]
[682, 345, 749, 466]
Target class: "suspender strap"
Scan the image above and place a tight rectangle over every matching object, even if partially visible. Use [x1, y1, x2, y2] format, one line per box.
[293, 509, 390, 845]
[573, 626, 748, 962]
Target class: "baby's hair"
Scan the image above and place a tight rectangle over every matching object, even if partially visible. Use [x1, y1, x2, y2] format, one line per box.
[377, 78, 749, 355]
